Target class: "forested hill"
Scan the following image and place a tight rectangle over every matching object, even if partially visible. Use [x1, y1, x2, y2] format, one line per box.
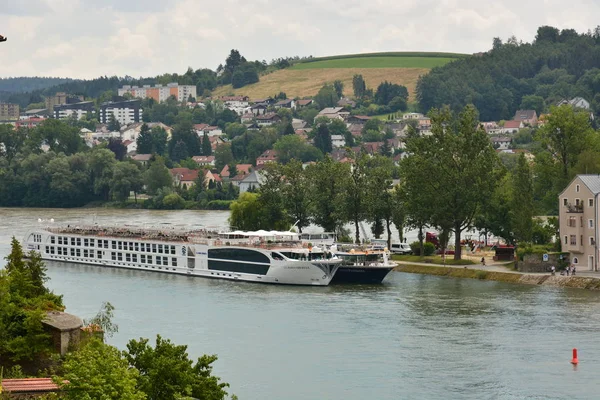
[416, 26, 600, 121]
[0, 77, 73, 92]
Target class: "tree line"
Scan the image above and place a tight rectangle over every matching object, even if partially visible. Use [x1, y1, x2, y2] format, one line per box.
[0, 239, 233, 399]
[417, 25, 600, 121]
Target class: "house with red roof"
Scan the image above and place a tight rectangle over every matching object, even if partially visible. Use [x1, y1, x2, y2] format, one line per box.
[192, 155, 215, 167]
[499, 120, 523, 134]
[513, 109, 538, 126]
[256, 149, 278, 166]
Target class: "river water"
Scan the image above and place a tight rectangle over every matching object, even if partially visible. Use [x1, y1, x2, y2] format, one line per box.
[1, 208, 600, 399]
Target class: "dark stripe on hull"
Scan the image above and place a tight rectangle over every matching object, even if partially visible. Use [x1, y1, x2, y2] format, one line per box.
[331, 266, 394, 284]
[208, 259, 270, 275]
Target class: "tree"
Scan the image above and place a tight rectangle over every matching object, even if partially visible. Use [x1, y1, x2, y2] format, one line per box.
[110, 162, 143, 202]
[333, 80, 344, 98]
[214, 143, 234, 172]
[257, 164, 290, 230]
[282, 121, 295, 136]
[107, 113, 121, 132]
[314, 84, 339, 108]
[171, 140, 189, 163]
[83, 302, 119, 339]
[89, 148, 117, 200]
[352, 74, 366, 98]
[402, 106, 502, 259]
[144, 158, 172, 195]
[365, 156, 395, 248]
[126, 335, 230, 400]
[229, 191, 268, 230]
[201, 132, 212, 156]
[107, 138, 127, 161]
[313, 123, 332, 154]
[59, 339, 145, 400]
[492, 37, 503, 50]
[520, 95, 546, 115]
[136, 123, 153, 154]
[374, 81, 408, 106]
[281, 160, 312, 232]
[338, 153, 369, 243]
[510, 153, 534, 243]
[150, 126, 168, 156]
[273, 135, 322, 164]
[306, 156, 347, 233]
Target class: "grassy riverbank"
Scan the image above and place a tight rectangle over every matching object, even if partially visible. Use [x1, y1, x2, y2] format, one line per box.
[395, 264, 600, 290]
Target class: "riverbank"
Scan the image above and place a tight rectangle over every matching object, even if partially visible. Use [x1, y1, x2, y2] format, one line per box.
[395, 263, 600, 290]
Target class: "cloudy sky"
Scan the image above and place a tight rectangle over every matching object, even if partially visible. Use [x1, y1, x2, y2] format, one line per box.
[1, 0, 598, 79]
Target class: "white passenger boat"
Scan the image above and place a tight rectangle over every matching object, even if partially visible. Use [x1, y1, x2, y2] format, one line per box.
[22, 226, 342, 286]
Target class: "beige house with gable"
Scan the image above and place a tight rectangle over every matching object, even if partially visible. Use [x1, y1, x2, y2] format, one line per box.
[559, 175, 600, 271]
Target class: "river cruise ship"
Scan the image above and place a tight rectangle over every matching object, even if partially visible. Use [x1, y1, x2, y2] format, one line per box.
[23, 226, 342, 286]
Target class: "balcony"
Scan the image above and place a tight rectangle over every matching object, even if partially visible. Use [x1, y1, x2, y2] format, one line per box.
[566, 203, 584, 213]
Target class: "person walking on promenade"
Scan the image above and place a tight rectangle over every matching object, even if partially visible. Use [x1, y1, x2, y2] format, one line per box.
[566, 265, 571, 276]
[481, 257, 486, 266]
[572, 265, 576, 276]
[550, 265, 555, 276]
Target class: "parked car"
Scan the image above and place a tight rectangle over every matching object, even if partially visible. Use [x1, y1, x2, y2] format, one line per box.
[391, 243, 412, 255]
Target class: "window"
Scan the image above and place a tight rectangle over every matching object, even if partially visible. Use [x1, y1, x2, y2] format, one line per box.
[97, 251, 103, 258]
[590, 220, 594, 229]
[117, 253, 123, 261]
[158, 244, 163, 254]
[76, 238, 81, 246]
[118, 242, 123, 250]
[152, 244, 157, 253]
[111, 252, 116, 260]
[141, 255, 146, 263]
[132, 254, 137, 262]
[76, 249, 81, 257]
[134, 243, 139, 252]
[45, 246, 49, 253]
[573, 257, 579, 264]
[83, 249, 88, 258]
[71, 238, 76, 246]
[563, 198, 568, 206]
[71, 248, 75, 256]
[112, 241, 116, 249]
[156, 257, 162, 266]
[590, 199, 594, 207]
[208, 248, 270, 263]
[58, 237, 62, 245]
[57, 247, 62, 255]
[570, 235, 577, 245]
[576, 184, 580, 193]
[90, 239, 95, 247]
[126, 253, 131, 262]
[147, 255, 153, 264]
[590, 237, 596, 246]
[172, 257, 177, 267]
[171, 246, 176, 255]
[129, 242, 133, 251]
[50, 236, 55, 244]
[84, 239, 89, 247]
[581, 235, 583, 246]
[569, 217, 577, 227]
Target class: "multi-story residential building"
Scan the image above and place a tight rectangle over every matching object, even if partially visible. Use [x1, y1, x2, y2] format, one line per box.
[100, 99, 142, 125]
[45, 92, 84, 112]
[118, 83, 196, 103]
[559, 175, 600, 271]
[53, 101, 95, 120]
[0, 103, 19, 120]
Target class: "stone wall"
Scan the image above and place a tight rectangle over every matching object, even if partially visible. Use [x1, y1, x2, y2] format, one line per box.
[516, 253, 569, 273]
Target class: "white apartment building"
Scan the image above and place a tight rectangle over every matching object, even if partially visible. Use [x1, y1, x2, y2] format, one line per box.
[118, 83, 197, 103]
[53, 101, 95, 120]
[100, 100, 142, 125]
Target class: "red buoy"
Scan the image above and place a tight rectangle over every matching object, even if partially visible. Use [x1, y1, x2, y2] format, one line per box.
[571, 348, 579, 365]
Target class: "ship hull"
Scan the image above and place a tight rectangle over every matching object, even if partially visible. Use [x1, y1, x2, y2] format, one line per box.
[330, 266, 394, 284]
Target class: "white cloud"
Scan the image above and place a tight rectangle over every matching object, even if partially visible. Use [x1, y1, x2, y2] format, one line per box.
[0, 0, 599, 79]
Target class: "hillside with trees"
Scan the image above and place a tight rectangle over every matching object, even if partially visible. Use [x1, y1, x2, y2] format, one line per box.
[417, 26, 600, 121]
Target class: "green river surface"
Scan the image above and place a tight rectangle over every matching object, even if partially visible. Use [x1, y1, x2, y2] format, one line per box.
[1, 208, 600, 399]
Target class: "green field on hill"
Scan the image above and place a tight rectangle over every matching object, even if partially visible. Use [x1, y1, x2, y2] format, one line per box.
[291, 56, 458, 70]
[290, 52, 466, 70]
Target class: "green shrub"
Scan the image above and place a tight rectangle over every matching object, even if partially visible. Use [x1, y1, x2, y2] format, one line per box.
[423, 242, 436, 256]
[475, 270, 488, 280]
[409, 241, 421, 255]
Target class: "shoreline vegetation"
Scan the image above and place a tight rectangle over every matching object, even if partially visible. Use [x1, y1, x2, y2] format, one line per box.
[395, 264, 600, 290]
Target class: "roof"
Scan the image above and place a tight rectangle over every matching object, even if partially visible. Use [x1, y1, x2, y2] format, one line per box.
[514, 109, 537, 120]
[236, 164, 253, 174]
[43, 312, 83, 332]
[169, 168, 199, 182]
[318, 107, 346, 115]
[296, 99, 313, 106]
[577, 175, 600, 195]
[192, 155, 215, 163]
[257, 149, 278, 160]
[1, 378, 62, 393]
[132, 154, 152, 161]
[256, 112, 279, 121]
[503, 120, 522, 129]
[491, 137, 512, 142]
[275, 99, 293, 106]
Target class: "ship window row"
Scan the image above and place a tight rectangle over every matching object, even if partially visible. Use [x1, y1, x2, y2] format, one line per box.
[48, 246, 103, 259]
[52, 236, 110, 249]
[108, 253, 178, 267]
[110, 241, 176, 254]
